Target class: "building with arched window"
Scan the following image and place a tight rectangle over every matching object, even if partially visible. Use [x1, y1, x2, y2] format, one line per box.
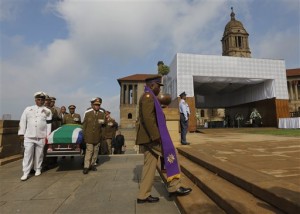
[117, 8, 291, 130]
[117, 74, 162, 128]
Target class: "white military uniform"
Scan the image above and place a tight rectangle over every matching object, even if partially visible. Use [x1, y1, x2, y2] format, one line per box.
[179, 99, 190, 121]
[18, 105, 52, 177]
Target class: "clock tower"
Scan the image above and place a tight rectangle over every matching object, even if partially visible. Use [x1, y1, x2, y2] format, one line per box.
[221, 7, 251, 58]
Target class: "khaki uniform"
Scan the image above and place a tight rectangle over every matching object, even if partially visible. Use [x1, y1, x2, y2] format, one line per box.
[50, 107, 60, 131]
[63, 113, 81, 125]
[82, 110, 106, 168]
[136, 92, 181, 200]
[103, 118, 118, 154]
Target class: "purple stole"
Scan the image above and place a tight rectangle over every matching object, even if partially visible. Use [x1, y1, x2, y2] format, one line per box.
[145, 86, 181, 182]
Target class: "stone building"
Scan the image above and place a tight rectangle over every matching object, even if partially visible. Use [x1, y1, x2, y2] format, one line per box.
[221, 7, 251, 58]
[195, 8, 252, 128]
[117, 8, 291, 130]
[286, 68, 300, 116]
[117, 74, 162, 128]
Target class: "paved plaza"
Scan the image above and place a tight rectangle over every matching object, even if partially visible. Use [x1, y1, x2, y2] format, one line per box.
[0, 128, 299, 213]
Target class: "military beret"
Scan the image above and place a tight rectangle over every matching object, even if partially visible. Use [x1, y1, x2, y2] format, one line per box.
[145, 76, 163, 86]
[179, 91, 187, 98]
[68, 105, 76, 109]
[34, 91, 46, 99]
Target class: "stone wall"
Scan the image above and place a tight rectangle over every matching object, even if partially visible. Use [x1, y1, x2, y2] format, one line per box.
[0, 120, 22, 164]
[163, 108, 180, 147]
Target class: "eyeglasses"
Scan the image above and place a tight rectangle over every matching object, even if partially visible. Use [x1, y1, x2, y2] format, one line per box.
[35, 98, 45, 101]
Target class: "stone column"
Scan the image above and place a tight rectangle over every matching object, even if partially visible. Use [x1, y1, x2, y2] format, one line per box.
[289, 81, 294, 100]
[120, 84, 124, 105]
[294, 81, 299, 100]
[124, 84, 128, 104]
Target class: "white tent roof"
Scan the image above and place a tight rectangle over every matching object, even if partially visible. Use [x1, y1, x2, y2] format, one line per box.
[164, 53, 288, 108]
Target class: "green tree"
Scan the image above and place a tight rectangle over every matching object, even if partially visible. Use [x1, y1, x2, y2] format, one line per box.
[157, 61, 170, 76]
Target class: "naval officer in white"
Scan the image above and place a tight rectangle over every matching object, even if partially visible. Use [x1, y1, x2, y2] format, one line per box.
[18, 92, 52, 181]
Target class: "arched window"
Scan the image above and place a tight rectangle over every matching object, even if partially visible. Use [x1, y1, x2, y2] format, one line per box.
[128, 113, 132, 119]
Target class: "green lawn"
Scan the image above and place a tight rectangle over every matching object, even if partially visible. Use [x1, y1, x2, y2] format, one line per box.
[239, 128, 300, 137]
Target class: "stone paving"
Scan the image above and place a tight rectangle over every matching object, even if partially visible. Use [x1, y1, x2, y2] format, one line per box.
[1, 128, 299, 214]
[0, 155, 180, 214]
[187, 128, 300, 184]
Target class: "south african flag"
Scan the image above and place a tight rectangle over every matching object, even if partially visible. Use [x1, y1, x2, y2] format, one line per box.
[47, 124, 83, 144]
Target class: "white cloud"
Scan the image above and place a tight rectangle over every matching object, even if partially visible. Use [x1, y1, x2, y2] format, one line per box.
[2, 0, 229, 119]
[252, 29, 300, 68]
[1, 0, 299, 121]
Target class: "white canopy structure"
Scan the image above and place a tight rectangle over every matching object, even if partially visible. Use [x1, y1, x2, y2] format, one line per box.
[164, 53, 289, 108]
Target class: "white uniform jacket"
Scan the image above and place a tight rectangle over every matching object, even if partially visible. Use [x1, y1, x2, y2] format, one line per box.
[18, 105, 52, 138]
[179, 99, 190, 121]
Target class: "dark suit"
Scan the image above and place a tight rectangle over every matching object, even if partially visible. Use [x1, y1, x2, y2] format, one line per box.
[113, 134, 124, 154]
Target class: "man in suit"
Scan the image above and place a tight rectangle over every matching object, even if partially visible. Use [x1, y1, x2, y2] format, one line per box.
[58, 106, 68, 125]
[63, 105, 81, 124]
[136, 76, 192, 203]
[113, 130, 125, 154]
[82, 99, 106, 174]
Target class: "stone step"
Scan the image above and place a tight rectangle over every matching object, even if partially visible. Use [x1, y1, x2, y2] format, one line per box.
[177, 147, 300, 214]
[158, 166, 225, 214]
[178, 154, 282, 214]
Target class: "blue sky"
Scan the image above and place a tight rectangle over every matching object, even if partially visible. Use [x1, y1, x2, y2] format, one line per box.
[1, 0, 299, 122]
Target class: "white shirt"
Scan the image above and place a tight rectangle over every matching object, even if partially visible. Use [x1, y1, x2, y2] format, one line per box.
[179, 99, 190, 121]
[18, 105, 52, 138]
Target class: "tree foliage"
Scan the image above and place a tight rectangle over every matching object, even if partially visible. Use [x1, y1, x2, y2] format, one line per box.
[157, 61, 170, 76]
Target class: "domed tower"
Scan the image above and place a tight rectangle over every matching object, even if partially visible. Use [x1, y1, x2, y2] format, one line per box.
[221, 7, 251, 57]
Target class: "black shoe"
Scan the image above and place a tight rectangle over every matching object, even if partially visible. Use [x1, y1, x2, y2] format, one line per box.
[90, 166, 97, 171]
[83, 168, 89, 174]
[169, 187, 192, 196]
[137, 195, 159, 204]
[181, 142, 190, 145]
